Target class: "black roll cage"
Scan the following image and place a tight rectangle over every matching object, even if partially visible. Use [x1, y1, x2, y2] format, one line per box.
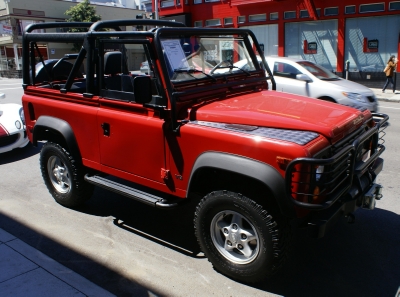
[22, 20, 276, 131]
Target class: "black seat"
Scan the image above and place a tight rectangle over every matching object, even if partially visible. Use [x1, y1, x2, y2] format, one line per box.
[103, 51, 133, 92]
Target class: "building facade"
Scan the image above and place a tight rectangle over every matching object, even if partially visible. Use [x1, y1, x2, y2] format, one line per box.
[156, 0, 400, 78]
[0, 0, 144, 72]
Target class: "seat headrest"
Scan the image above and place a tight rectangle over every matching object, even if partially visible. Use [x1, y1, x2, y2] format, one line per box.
[104, 51, 122, 75]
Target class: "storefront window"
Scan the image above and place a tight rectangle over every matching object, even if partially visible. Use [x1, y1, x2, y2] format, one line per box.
[249, 14, 266, 22]
[270, 12, 279, 20]
[300, 10, 309, 18]
[160, 0, 175, 7]
[359, 3, 384, 13]
[345, 6, 356, 14]
[389, 1, 400, 10]
[238, 16, 246, 23]
[284, 11, 296, 19]
[224, 17, 233, 25]
[16, 19, 44, 36]
[324, 7, 338, 16]
[205, 19, 221, 26]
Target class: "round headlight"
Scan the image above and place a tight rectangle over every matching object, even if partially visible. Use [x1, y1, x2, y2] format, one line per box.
[15, 120, 21, 129]
[315, 165, 324, 181]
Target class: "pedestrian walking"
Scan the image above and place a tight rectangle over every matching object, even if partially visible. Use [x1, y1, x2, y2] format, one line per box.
[382, 55, 398, 93]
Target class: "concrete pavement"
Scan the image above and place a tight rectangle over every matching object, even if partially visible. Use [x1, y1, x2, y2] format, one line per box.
[0, 228, 115, 297]
[371, 87, 400, 103]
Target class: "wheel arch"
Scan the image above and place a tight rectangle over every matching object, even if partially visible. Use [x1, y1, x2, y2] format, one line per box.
[187, 152, 295, 218]
[33, 116, 82, 163]
[317, 96, 336, 103]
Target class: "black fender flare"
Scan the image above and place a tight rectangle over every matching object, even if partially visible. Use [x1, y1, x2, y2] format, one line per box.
[33, 116, 82, 162]
[187, 152, 295, 217]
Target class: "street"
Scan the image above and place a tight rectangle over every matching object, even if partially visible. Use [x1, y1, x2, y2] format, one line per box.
[0, 78, 399, 297]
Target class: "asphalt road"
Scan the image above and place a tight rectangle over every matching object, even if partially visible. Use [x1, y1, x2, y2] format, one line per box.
[0, 79, 399, 297]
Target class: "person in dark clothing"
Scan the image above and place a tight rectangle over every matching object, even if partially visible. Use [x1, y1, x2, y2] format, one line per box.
[382, 55, 398, 93]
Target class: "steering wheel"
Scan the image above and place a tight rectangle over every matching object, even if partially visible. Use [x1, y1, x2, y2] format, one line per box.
[209, 60, 232, 74]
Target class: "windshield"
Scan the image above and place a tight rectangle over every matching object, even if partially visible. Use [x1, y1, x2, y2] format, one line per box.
[297, 61, 339, 80]
[160, 34, 257, 82]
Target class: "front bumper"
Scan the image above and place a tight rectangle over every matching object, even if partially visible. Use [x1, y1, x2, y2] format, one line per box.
[0, 130, 29, 153]
[285, 113, 388, 238]
[306, 157, 383, 238]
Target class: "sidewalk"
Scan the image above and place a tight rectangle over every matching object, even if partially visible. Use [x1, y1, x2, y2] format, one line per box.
[0, 228, 115, 297]
[371, 87, 400, 103]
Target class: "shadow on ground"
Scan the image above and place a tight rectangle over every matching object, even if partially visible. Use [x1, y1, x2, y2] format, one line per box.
[75, 186, 400, 297]
[0, 143, 41, 165]
[0, 210, 169, 297]
[79, 187, 203, 258]
[258, 208, 400, 297]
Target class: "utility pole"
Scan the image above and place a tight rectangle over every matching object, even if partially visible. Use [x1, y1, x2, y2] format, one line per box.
[154, 0, 159, 20]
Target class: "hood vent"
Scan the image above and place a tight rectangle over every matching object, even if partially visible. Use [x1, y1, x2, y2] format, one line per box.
[191, 121, 319, 145]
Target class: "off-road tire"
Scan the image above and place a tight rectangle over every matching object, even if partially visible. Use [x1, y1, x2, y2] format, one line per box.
[40, 142, 93, 207]
[194, 190, 290, 283]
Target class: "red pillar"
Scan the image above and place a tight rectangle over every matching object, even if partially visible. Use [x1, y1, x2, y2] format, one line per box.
[397, 33, 400, 72]
[278, 20, 285, 56]
[337, 17, 345, 74]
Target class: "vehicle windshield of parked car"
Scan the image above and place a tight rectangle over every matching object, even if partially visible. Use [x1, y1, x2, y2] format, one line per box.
[297, 61, 339, 80]
[160, 34, 257, 82]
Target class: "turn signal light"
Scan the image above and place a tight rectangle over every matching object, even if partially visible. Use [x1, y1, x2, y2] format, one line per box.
[276, 156, 292, 170]
[367, 119, 376, 128]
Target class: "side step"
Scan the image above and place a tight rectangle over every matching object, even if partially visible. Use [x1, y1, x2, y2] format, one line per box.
[84, 174, 178, 208]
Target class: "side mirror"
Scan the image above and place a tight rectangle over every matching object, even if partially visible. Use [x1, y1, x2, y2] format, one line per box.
[0, 93, 5, 99]
[133, 76, 152, 104]
[296, 74, 312, 82]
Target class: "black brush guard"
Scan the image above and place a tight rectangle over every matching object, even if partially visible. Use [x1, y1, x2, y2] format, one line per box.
[285, 113, 389, 211]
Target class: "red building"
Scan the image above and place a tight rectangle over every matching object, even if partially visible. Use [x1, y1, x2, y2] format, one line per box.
[156, 0, 400, 78]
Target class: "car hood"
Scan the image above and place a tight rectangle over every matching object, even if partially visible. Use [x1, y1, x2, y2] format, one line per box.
[191, 91, 369, 140]
[318, 78, 373, 94]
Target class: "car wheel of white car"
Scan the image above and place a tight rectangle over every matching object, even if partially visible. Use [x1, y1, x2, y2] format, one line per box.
[40, 142, 93, 207]
[194, 190, 290, 283]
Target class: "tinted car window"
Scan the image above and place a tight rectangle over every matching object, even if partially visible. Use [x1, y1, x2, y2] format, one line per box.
[273, 62, 301, 79]
[297, 61, 338, 80]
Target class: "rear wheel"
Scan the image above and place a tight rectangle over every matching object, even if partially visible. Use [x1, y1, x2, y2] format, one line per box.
[194, 190, 290, 283]
[40, 142, 93, 207]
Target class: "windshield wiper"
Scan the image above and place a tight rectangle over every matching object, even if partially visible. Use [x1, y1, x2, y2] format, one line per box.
[174, 67, 217, 81]
[210, 60, 251, 76]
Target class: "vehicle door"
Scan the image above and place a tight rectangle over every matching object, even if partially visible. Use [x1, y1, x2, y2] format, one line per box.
[272, 61, 311, 97]
[96, 40, 166, 184]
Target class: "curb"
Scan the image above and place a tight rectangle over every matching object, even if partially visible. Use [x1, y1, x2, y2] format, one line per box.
[377, 97, 400, 103]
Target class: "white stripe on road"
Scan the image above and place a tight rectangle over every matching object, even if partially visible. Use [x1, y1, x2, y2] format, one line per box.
[379, 105, 400, 110]
[0, 87, 22, 90]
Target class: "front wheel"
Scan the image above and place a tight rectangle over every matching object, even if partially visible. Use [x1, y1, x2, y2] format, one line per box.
[40, 142, 93, 207]
[194, 191, 289, 283]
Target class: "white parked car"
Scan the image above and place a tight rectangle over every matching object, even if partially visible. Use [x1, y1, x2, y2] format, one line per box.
[0, 93, 29, 153]
[235, 56, 379, 112]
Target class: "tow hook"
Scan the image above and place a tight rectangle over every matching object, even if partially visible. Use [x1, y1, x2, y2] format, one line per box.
[345, 213, 355, 224]
[362, 184, 383, 210]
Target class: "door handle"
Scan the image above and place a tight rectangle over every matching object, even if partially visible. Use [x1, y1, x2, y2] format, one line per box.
[101, 123, 110, 136]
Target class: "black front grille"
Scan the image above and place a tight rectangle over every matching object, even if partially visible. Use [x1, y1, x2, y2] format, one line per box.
[0, 133, 19, 147]
[367, 96, 375, 102]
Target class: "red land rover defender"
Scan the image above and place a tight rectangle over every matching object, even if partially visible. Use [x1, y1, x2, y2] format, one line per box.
[22, 20, 388, 283]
